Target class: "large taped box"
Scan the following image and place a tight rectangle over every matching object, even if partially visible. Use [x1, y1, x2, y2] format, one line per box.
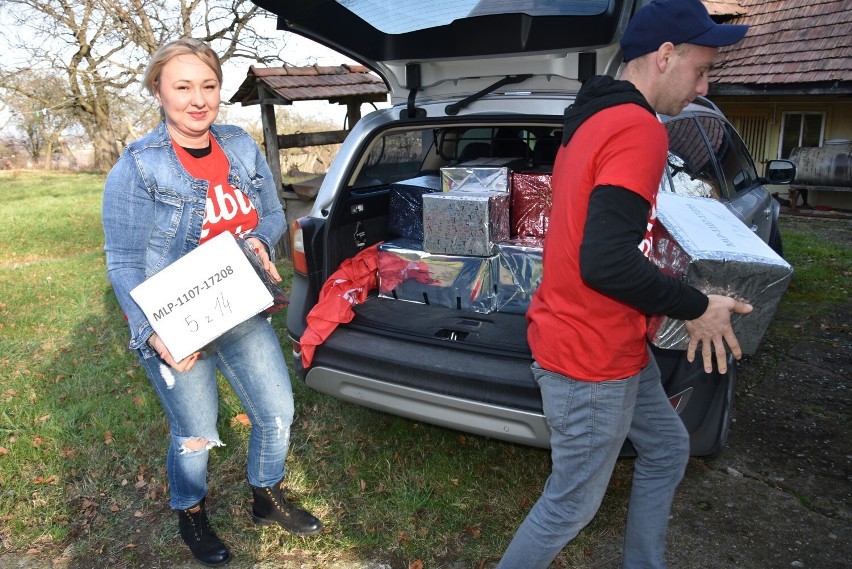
[387, 175, 442, 241]
[377, 238, 498, 313]
[647, 192, 793, 355]
[510, 170, 552, 238]
[496, 238, 544, 314]
[440, 157, 520, 193]
[422, 190, 510, 256]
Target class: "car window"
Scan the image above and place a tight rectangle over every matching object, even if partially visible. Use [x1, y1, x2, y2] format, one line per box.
[336, 0, 611, 34]
[353, 128, 433, 188]
[696, 116, 759, 197]
[665, 117, 724, 199]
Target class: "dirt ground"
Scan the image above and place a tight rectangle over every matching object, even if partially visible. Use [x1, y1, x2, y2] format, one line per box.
[3, 215, 849, 569]
[663, 214, 851, 569]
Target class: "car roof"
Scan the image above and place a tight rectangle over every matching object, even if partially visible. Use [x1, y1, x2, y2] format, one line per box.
[252, 0, 647, 104]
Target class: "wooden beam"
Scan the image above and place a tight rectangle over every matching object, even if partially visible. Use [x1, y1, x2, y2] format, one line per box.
[277, 130, 349, 149]
[258, 83, 291, 259]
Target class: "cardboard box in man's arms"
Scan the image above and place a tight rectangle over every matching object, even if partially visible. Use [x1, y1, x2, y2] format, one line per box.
[647, 192, 792, 356]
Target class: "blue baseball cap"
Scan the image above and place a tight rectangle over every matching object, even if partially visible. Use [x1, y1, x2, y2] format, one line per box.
[620, 0, 748, 62]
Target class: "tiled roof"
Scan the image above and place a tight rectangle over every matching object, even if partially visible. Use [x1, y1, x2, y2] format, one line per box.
[711, 0, 852, 88]
[229, 64, 388, 105]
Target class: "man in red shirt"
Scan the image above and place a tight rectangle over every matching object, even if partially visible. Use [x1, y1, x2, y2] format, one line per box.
[498, 1, 751, 567]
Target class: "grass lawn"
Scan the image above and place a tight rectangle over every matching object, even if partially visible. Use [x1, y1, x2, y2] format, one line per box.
[0, 171, 848, 568]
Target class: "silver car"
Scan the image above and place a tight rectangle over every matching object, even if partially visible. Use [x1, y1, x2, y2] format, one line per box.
[253, 0, 795, 455]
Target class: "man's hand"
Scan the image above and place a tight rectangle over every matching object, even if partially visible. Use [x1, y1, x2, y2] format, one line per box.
[246, 237, 281, 282]
[683, 294, 753, 374]
[148, 332, 200, 372]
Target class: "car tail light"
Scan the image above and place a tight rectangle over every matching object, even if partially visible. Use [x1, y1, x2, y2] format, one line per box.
[668, 387, 693, 415]
[290, 218, 308, 275]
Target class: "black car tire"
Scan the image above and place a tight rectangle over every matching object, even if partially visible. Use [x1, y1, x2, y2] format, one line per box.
[769, 219, 784, 257]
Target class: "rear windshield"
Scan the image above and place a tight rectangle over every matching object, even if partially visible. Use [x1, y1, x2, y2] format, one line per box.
[351, 123, 562, 189]
[337, 0, 610, 34]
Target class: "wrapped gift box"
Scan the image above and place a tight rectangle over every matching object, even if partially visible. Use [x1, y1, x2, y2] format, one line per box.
[387, 175, 442, 240]
[422, 190, 510, 256]
[377, 238, 498, 313]
[511, 171, 552, 238]
[647, 193, 793, 355]
[496, 238, 544, 314]
[440, 157, 520, 193]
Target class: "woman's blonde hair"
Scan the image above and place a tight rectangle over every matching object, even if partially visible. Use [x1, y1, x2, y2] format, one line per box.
[142, 38, 223, 96]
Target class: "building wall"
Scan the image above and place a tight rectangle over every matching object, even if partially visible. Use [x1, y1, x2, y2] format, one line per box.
[713, 95, 852, 211]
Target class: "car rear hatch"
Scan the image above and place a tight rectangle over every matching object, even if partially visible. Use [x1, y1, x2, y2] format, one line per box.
[251, 0, 646, 104]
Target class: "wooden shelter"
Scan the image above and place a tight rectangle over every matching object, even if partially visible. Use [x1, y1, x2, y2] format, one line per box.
[229, 64, 388, 256]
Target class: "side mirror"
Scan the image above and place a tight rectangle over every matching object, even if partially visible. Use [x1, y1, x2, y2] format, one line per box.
[763, 159, 797, 185]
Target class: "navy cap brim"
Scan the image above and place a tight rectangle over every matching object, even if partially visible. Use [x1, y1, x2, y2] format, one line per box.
[690, 23, 748, 48]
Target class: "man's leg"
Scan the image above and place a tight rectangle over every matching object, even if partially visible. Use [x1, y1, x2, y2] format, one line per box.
[497, 362, 640, 569]
[622, 353, 691, 569]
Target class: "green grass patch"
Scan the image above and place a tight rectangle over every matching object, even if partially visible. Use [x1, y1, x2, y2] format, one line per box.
[0, 172, 848, 567]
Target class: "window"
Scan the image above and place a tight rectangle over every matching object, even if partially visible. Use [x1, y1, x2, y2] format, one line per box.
[353, 128, 431, 188]
[697, 116, 758, 196]
[665, 117, 723, 199]
[779, 112, 825, 158]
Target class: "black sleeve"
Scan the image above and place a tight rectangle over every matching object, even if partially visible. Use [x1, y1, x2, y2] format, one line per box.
[579, 185, 708, 320]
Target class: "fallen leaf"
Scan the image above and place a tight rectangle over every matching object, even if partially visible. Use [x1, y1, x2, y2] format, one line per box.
[409, 561, 423, 569]
[234, 413, 251, 426]
[104, 432, 113, 445]
[359, 479, 367, 492]
[37, 414, 50, 423]
[0, 447, 9, 455]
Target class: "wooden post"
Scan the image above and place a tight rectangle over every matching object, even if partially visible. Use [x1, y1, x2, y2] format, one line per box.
[346, 99, 362, 129]
[257, 83, 291, 259]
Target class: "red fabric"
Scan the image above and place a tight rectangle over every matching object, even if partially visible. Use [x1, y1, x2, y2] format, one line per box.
[300, 244, 380, 368]
[377, 251, 436, 292]
[526, 105, 668, 381]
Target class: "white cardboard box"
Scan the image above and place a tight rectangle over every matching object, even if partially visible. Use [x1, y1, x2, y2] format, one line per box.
[130, 231, 273, 361]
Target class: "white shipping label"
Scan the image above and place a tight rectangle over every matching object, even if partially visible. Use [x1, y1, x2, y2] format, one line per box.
[130, 231, 273, 361]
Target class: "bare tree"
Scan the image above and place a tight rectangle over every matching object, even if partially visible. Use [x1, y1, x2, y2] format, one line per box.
[0, 0, 287, 171]
[3, 70, 76, 170]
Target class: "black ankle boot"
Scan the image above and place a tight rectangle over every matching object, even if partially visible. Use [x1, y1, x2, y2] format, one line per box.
[178, 498, 232, 567]
[250, 478, 323, 535]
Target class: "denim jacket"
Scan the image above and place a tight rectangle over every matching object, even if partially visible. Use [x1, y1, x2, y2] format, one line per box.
[103, 121, 285, 358]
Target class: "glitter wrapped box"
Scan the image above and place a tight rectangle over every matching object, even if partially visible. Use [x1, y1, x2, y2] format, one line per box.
[377, 238, 498, 313]
[647, 192, 793, 355]
[422, 190, 510, 256]
[440, 157, 520, 193]
[496, 238, 544, 314]
[387, 175, 442, 241]
[510, 171, 552, 238]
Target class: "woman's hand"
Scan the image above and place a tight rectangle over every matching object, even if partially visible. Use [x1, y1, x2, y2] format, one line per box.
[245, 237, 281, 282]
[147, 332, 200, 372]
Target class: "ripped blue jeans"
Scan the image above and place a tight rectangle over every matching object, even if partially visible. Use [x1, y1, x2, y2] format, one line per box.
[139, 314, 294, 510]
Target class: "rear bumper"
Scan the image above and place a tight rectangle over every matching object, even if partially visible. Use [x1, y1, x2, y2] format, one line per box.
[305, 366, 551, 447]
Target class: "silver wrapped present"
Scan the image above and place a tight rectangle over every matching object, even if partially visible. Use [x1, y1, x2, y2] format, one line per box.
[377, 238, 498, 313]
[496, 238, 544, 314]
[440, 157, 518, 193]
[422, 190, 510, 256]
[647, 192, 793, 355]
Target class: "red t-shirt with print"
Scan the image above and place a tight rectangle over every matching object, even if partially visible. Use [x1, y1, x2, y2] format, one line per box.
[526, 104, 668, 381]
[173, 136, 259, 244]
